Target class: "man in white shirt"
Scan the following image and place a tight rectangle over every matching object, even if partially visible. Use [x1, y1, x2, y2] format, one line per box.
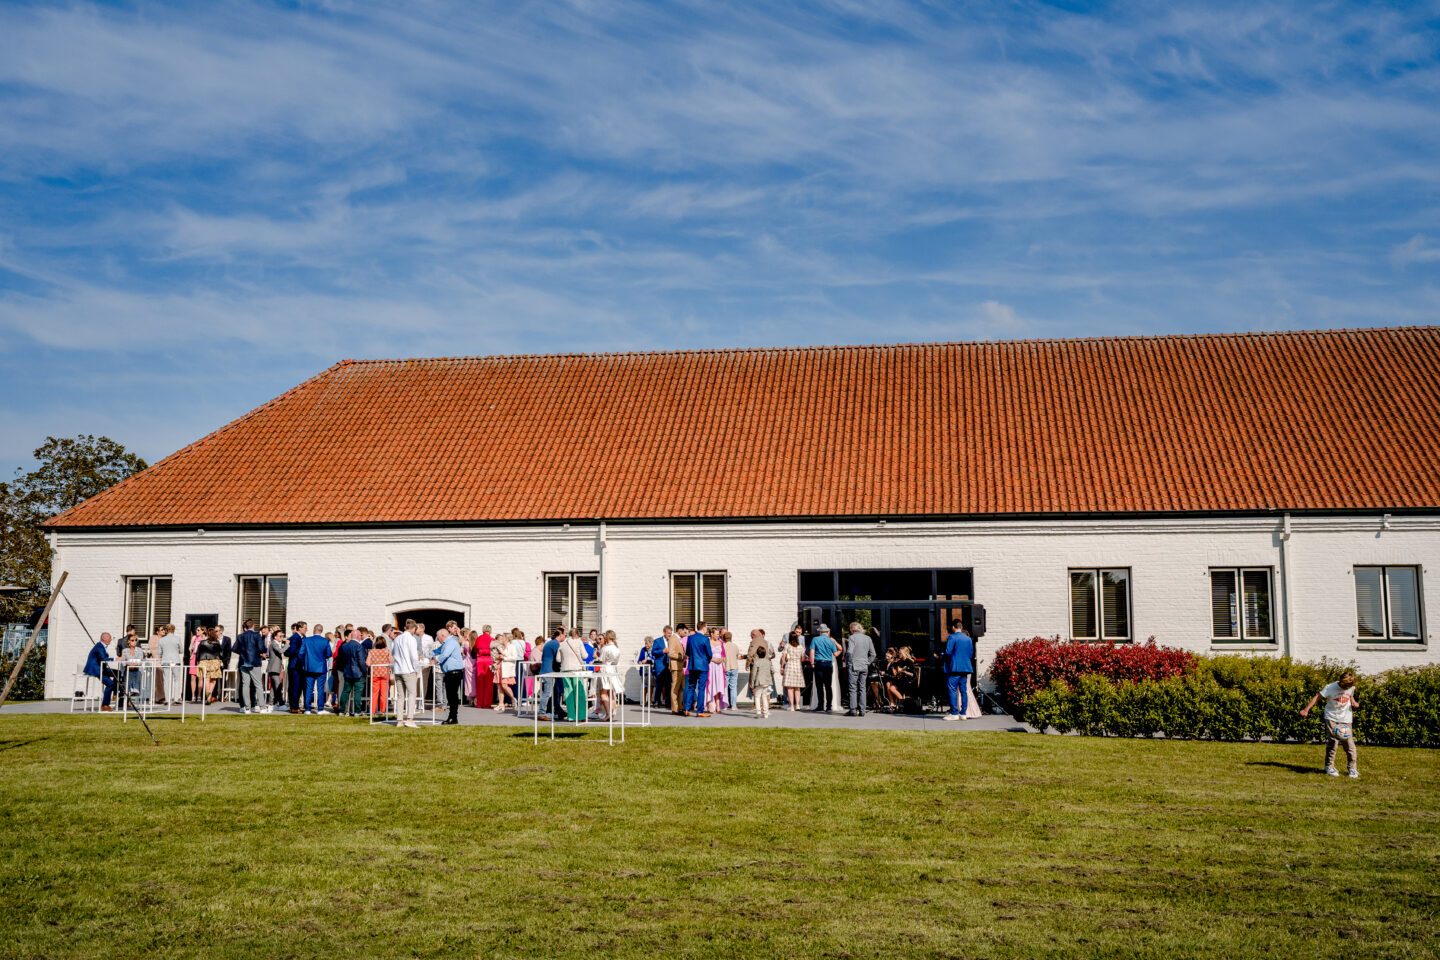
[558, 627, 588, 720]
[418, 626, 437, 710]
[390, 623, 421, 728]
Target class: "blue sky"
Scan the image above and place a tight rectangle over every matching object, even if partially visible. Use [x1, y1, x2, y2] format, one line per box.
[1, 1, 1438, 475]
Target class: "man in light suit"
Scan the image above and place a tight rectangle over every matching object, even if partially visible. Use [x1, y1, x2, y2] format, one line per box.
[942, 620, 975, 721]
[683, 621, 713, 717]
[843, 622, 875, 717]
[666, 625, 687, 716]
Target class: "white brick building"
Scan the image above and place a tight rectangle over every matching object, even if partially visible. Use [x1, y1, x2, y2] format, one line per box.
[42, 331, 1440, 697]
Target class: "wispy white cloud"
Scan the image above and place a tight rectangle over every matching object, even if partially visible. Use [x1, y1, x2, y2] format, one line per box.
[1392, 235, 1440, 269]
[0, 0, 1437, 472]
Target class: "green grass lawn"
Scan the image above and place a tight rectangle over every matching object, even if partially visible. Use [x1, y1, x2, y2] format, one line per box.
[0, 715, 1435, 959]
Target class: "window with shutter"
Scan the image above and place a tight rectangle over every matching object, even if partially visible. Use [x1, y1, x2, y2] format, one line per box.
[265, 576, 288, 627]
[126, 578, 151, 636]
[239, 577, 264, 627]
[575, 575, 599, 633]
[546, 575, 572, 636]
[1069, 570, 1096, 640]
[671, 573, 697, 628]
[1211, 570, 1238, 639]
[1385, 566, 1421, 640]
[151, 578, 172, 631]
[1354, 567, 1385, 639]
[1241, 569, 1271, 640]
[700, 572, 727, 628]
[1101, 569, 1130, 640]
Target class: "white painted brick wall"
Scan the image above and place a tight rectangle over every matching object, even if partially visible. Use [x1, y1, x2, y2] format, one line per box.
[44, 516, 1439, 699]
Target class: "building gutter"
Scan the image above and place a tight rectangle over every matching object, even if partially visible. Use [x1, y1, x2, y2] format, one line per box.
[1279, 512, 1295, 658]
[597, 521, 607, 631]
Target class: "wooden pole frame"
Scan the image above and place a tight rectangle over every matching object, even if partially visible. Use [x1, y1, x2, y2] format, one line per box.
[0, 570, 67, 709]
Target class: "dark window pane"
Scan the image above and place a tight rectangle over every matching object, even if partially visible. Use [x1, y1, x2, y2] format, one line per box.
[799, 571, 835, 601]
[935, 569, 972, 601]
[838, 569, 931, 602]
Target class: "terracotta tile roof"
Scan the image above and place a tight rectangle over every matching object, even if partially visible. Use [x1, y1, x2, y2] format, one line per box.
[45, 327, 1440, 528]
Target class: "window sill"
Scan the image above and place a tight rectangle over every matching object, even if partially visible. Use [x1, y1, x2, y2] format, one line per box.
[1210, 642, 1279, 651]
[1355, 642, 1429, 651]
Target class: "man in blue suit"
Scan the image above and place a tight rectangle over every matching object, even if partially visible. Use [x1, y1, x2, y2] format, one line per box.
[336, 629, 368, 717]
[83, 632, 116, 711]
[684, 621, 713, 717]
[299, 624, 331, 714]
[285, 621, 306, 713]
[942, 619, 975, 721]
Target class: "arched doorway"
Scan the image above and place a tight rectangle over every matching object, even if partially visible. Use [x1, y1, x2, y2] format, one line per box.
[385, 599, 470, 638]
[394, 608, 466, 637]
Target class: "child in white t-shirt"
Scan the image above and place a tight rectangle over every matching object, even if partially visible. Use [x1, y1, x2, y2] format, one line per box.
[1300, 671, 1359, 778]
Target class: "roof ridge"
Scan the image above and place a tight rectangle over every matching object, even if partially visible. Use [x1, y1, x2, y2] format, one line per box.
[44, 361, 349, 526]
[337, 325, 1439, 366]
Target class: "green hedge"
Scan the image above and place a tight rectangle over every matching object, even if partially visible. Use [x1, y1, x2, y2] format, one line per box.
[1023, 657, 1440, 746]
[0, 651, 47, 702]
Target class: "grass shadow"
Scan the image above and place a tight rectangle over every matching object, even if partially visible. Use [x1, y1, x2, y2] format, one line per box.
[0, 737, 50, 753]
[1245, 760, 1320, 775]
[509, 729, 594, 740]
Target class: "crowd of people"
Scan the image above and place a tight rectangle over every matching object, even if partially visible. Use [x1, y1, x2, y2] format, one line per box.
[78, 615, 981, 723]
[638, 620, 977, 719]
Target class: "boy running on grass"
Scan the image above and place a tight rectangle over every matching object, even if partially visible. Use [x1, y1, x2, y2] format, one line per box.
[1300, 671, 1360, 779]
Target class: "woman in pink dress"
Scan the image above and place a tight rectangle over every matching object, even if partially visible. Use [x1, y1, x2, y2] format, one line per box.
[704, 628, 728, 713]
[187, 627, 203, 702]
[473, 630, 494, 709]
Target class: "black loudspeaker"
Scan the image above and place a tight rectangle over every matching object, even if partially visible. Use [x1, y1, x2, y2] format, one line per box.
[801, 606, 824, 635]
[969, 603, 987, 638]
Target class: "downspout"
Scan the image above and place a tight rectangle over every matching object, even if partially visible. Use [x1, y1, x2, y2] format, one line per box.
[596, 521, 607, 631]
[1278, 513, 1294, 658]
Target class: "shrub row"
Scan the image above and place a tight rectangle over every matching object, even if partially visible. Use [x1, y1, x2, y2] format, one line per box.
[0, 652, 46, 702]
[989, 636, 1194, 713]
[1022, 660, 1440, 746]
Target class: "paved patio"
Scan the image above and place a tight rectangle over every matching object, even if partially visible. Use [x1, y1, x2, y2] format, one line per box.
[2, 697, 1036, 733]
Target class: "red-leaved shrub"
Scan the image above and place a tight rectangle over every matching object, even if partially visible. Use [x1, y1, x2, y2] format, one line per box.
[990, 636, 1195, 712]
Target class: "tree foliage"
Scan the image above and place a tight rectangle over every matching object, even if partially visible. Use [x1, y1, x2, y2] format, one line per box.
[0, 435, 147, 622]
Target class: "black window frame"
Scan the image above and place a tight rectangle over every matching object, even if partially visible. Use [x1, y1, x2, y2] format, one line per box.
[1208, 567, 1274, 643]
[1354, 565, 1425, 644]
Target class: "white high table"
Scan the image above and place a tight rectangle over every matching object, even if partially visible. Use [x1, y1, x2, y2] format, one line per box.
[532, 670, 625, 745]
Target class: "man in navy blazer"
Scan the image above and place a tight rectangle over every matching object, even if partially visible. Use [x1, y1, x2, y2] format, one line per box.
[299, 624, 331, 715]
[942, 620, 975, 721]
[285, 622, 306, 714]
[335, 629, 367, 716]
[684, 621, 713, 717]
[234, 619, 266, 714]
[83, 632, 116, 711]
[538, 627, 563, 721]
